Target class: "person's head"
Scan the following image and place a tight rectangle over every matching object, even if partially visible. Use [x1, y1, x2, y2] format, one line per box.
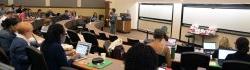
[125, 43, 158, 70]
[43, 19, 52, 26]
[5, 11, 15, 18]
[235, 37, 249, 54]
[37, 9, 42, 13]
[153, 29, 165, 41]
[16, 22, 33, 39]
[65, 10, 69, 13]
[1, 18, 19, 32]
[22, 8, 28, 13]
[111, 8, 116, 13]
[219, 37, 230, 49]
[44, 24, 66, 43]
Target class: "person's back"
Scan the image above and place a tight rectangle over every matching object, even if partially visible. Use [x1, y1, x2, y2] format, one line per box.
[212, 37, 232, 58]
[10, 37, 30, 70]
[40, 24, 70, 70]
[149, 29, 171, 67]
[125, 43, 158, 70]
[41, 42, 69, 70]
[0, 29, 16, 56]
[225, 37, 250, 62]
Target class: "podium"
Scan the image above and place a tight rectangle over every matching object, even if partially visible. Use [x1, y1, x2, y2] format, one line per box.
[116, 19, 131, 33]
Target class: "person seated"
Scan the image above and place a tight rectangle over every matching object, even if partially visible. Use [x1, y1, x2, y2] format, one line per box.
[41, 24, 78, 70]
[10, 22, 33, 70]
[45, 9, 55, 17]
[149, 29, 171, 67]
[225, 37, 250, 62]
[125, 43, 158, 70]
[18, 8, 28, 21]
[212, 37, 232, 58]
[0, 18, 19, 57]
[90, 12, 97, 22]
[0, 11, 15, 30]
[0, 3, 7, 16]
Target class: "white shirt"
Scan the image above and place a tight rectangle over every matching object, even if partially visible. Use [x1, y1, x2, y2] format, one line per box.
[0, 15, 7, 30]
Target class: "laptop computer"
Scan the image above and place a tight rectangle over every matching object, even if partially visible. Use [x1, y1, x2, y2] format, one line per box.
[218, 49, 236, 66]
[75, 41, 92, 58]
[168, 38, 177, 46]
[203, 42, 216, 55]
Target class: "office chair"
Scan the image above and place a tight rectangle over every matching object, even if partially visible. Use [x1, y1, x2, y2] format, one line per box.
[181, 52, 210, 70]
[26, 46, 48, 70]
[0, 47, 9, 65]
[67, 30, 81, 48]
[98, 33, 108, 40]
[109, 35, 118, 42]
[89, 30, 97, 36]
[82, 32, 104, 54]
[26, 46, 78, 70]
[175, 45, 194, 53]
[222, 60, 250, 70]
[82, 28, 89, 32]
[127, 38, 140, 46]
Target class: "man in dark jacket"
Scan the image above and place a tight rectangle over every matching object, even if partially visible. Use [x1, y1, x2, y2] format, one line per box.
[0, 18, 18, 57]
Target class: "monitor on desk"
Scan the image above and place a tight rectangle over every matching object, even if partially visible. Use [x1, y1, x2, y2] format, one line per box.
[218, 49, 236, 60]
[76, 42, 92, 58]
[203, 42, 216, 50]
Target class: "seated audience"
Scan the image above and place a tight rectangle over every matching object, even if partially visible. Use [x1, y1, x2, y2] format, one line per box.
[212, 37, 232, 58]
[18, 8, 28, 21]
[41, 24, 78, 70]
[0, 3, 7, 16]
[0, 18, 19, 57]
[10, 22, 33, 70]
[225, 37, 250, 62]
[90, 12, 97, 22]
[0, 11, 15, 30]
[35, 9, 43, 18]
[16, 5, 24, 13]
[8, 4, 17, 13]
[125, 43, 158, 70]
[46, 9, 55, 17]
[149, 29, 171, 67]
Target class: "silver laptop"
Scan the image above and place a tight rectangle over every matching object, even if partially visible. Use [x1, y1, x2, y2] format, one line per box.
[75, 41, 92, 58]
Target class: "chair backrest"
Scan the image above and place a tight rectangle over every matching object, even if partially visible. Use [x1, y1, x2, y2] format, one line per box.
[82, 32, 99, 53]
[110, 45, 125, 60]
[83, 28, 89, 32]
[222, 60, 250, 70]
[26, 46, 48, 70]
[109, 35, 118, 42]
[89, 30, 96, 35]
[67, 30, 80, 42]
[98, 33, 108, 40]
[0, 47, 9, 65]
[181, 52, 210, 70]
[176, 45, 194, 53]
[127, 38, 140, 46]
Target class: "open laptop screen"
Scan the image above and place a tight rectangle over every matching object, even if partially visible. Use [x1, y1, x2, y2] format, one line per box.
[75, 42, 92, 57]
[218, 49, 236, 60]
[203, 43, 216, 50]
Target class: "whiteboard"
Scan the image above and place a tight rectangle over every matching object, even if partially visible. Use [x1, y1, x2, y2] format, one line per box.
[183, 7, 250, 33]
[139, 4, 173, 20]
